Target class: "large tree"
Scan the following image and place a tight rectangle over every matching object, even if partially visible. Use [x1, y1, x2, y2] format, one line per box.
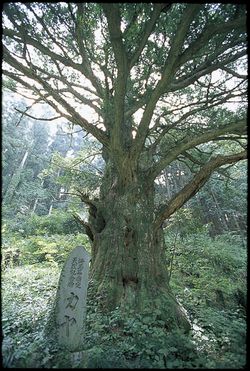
[2, 3, 247, 331]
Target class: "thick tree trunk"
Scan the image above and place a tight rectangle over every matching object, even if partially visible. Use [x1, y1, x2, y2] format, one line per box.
[87, 159, 190, 332]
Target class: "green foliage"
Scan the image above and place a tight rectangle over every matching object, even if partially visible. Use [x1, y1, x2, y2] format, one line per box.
[2, 230, 246, 368]
[166, 230, 246, 310]
[41, 138, 103, 198]
[2, 265, 60, 368]
[84, 305, 203, 369]
[2, 224, 90, 267]
[2, 209, 84, 238]
[166, 230, 246, 368]
[166, 207, 206, 237]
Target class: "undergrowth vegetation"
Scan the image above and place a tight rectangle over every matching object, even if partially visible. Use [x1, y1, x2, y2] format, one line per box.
[2, 225, 246, 368]
[166, 231, 247, 368]
[2, 264, 60, 368]
[2, 211, 89, 267]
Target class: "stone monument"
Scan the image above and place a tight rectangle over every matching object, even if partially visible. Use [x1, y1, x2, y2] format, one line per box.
[55, 246, 91, 352]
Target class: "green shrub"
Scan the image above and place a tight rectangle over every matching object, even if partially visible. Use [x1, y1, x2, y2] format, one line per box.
[166, 230, 246, 311]
[84, 305, 202, 369]
[6, 210, 84, 236]
[2, 265, 60, 368]
[166, 230, 247, 368]
[2, 232, 90, 267]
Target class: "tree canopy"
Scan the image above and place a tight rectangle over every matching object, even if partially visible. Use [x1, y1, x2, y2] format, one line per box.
[3, 4, 247, 211]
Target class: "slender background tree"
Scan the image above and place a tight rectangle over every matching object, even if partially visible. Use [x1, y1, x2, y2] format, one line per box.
[2, 3, 247, 331]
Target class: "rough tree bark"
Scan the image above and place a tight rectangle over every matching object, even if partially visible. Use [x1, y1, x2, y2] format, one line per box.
[80, 149, 246, 332]
[84, 155, 191, 331]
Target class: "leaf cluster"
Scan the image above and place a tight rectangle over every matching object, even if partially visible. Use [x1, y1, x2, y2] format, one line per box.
[166, 230, 246, 368]
[2, 222, 90, 267]
[2, 264, 60, 368]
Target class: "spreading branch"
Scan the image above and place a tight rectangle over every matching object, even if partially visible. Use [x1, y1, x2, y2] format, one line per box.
[130, 5, 203, 160]
[148, 118, 246, 182]
[72, 212, 94, 241]
[14, 107, 62, 123]
[154, 150, 247, 229]
[2, 3, 247, 190]
[177, 15, 246, 69]
[128, 3, 165, 68]
[3, 45, 109, 147]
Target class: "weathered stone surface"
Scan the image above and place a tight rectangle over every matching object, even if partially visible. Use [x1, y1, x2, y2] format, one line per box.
[55, 246, 91, 352]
